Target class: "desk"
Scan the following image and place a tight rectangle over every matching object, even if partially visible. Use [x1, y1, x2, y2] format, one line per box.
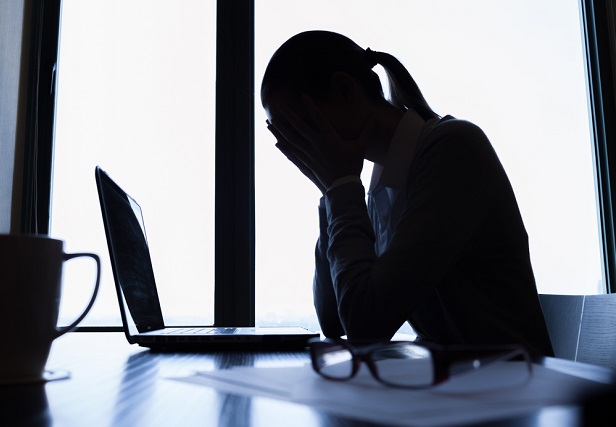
[1, 332, 615, 427]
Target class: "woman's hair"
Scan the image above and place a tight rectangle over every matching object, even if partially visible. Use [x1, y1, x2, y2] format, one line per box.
[261, 30, 439, 121]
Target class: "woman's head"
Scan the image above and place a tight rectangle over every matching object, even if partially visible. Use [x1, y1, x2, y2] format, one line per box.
[261, 31, 382, 108]
[261, 30, 439, 122]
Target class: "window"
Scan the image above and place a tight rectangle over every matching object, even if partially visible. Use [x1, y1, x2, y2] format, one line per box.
[35, 0, 610, 329]
[52, 0, 216, 326]
[254, 0, 602, 328]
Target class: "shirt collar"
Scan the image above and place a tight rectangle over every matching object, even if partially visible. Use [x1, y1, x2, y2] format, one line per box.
[369, 109, 426, 191]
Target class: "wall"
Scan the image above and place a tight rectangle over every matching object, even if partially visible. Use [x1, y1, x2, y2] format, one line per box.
[0, 0, 30, 234]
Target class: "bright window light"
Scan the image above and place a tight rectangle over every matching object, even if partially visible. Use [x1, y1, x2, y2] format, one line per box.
[52, 0, 216, 326]
[255, 0, 601, 330]
[52, 0, 601, 329]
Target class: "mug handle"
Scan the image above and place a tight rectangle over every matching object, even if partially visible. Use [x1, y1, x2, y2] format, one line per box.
[54, 252, 101, 338]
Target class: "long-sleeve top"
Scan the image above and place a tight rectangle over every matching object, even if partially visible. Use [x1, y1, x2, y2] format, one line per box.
[313, 109, 555, 358]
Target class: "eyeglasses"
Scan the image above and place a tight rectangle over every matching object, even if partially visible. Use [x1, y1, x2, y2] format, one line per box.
[308, 338, 532, 389]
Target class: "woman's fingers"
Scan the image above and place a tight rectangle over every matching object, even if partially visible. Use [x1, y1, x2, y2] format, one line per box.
[266, 120, 287, 142]
[269, 115, 309, 152]
[275, 102, 320, 149]
[276, 140, 326, 193]
[268, 118, 320, 174]
[301, 94, 335, 135]
[267, 97, 334, 154]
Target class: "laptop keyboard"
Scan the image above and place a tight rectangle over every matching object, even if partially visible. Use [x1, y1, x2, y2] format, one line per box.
[160, 327, 237, 335]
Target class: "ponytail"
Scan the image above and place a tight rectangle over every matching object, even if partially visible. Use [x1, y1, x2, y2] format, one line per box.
[366, 48, 439, 121]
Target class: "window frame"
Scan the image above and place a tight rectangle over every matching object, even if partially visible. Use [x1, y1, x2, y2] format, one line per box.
[20, 0, 61, 236]
[581, 0, 616, 293]
[214, 0, 255, 326]
[20, 0, 615, 330]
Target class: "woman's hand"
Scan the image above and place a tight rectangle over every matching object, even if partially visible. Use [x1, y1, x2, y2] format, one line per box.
[267, 94, 375, 194]
[266, 118, 328, 194]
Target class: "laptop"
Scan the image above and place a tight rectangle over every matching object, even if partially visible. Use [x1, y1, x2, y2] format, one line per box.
[95, 166, 319, 351]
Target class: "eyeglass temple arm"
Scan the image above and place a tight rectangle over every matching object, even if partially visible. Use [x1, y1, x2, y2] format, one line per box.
[432, 347, 531, 384]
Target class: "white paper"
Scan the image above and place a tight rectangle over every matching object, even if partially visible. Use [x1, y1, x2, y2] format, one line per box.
[173, 362, 611, 426]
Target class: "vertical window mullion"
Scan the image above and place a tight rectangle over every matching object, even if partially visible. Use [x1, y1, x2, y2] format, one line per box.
[20, 0, 61, 236]
[214, 0, 255, 326]
[582, 0, 616, 293]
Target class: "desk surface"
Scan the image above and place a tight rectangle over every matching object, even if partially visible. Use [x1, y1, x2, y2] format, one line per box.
[1, 332, 615, 427]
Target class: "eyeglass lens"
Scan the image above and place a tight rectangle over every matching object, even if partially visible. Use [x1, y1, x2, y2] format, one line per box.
[370, 343, 434, 387]
[315, 342, 436, 387]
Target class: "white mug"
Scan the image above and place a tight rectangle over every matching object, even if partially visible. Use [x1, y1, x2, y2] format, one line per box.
[0, 234, 100, 384]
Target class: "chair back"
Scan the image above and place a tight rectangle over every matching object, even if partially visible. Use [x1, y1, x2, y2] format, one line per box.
[539, 293, 616, 369]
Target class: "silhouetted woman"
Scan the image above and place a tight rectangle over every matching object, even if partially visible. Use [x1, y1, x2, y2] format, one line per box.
[261, 30, 554, 357]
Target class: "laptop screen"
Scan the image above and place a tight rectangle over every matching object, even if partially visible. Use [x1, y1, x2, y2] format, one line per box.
[96, 167, 165, 334]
